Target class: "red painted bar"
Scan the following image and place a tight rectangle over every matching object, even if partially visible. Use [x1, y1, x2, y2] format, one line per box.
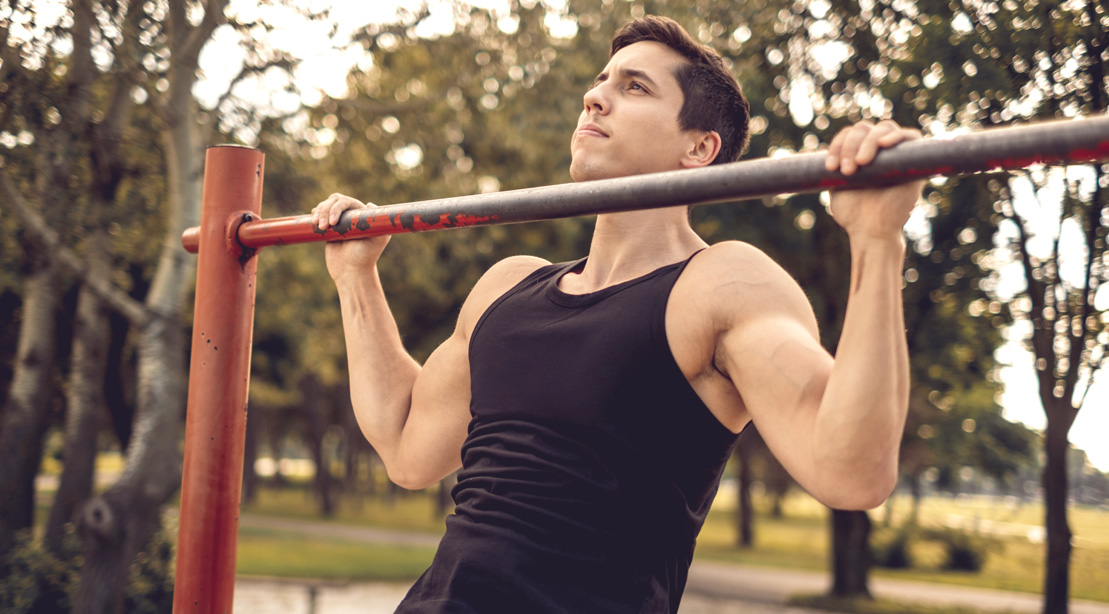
[174, 146, 264, 614]
[182, 115, 1109, 253]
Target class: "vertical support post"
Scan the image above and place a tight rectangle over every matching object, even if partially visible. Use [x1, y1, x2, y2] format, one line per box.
[173, 146, 264, 613]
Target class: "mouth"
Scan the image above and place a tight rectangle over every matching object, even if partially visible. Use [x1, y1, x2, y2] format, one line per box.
[576, 123, 609, 138]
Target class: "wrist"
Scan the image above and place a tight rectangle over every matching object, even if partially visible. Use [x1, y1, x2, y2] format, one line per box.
[335, 265, 383, 298]
[847, 231, 906, 255]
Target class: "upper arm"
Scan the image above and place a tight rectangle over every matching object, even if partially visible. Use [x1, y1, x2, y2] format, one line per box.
[699, 244, 834, 492]
[394, 256, 548, 487]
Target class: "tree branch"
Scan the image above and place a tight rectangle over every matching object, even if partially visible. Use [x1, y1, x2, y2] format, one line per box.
[1, 169, 152, 327]
[1011, 171, 1058, 403]
[66, 0, 96, 129]
[97, 0, 150, 142]
[181, 0, 230, 68]
[210, 54, 297, 113]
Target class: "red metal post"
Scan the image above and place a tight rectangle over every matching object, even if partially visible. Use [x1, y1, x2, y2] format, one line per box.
[174, 146, 264, 614]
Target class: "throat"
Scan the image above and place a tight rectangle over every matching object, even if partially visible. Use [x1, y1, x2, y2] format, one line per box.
[561, 211, 706, 294]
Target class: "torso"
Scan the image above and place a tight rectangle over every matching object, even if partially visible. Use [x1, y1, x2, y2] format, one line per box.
[400, 253, 743, 613]
[468, 241, 770, 437]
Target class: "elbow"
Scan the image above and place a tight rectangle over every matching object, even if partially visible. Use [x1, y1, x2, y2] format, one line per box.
[826, 482, 895, 511]
[384, 457, 444, 491]
[814, 462, 898, 511]
[386, 464, 436, 491]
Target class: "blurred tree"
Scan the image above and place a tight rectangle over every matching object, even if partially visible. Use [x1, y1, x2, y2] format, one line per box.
[0, 0, 341, 609]
[883, 0, 1108, 610]
[0, 0, 88, 559]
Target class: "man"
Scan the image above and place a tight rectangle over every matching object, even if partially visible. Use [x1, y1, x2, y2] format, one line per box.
[311, 15, 921, 614]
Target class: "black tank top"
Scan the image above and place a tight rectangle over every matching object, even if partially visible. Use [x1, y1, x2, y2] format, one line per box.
[396, 253, 741, 614]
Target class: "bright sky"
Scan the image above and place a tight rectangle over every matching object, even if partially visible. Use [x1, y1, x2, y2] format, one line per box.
[192, 0, 1105, 473]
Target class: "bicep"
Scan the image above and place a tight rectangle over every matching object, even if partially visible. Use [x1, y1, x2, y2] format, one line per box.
[395, 331, 472, 486]
[719, 312, 832, 494]
[393, 255, 549, 487]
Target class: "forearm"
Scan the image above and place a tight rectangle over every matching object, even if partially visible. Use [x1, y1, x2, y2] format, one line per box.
[336, 267, 421, 465]
[813, 234, 909, 504]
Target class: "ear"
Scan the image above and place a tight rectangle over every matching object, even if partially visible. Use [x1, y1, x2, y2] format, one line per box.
[680, 131, 722, 168]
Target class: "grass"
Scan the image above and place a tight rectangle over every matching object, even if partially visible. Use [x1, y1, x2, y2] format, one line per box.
[695, 492, 1109, 602]
[236, 526, 434, 581]
[241, 486, 447, 535]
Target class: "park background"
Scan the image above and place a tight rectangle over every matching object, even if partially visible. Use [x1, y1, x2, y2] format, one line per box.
[1, 0, 1107, 613]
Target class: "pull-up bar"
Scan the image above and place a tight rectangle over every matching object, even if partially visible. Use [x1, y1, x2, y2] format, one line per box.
[172, 116, 1109, 613]
[182, 116, 1109, 254]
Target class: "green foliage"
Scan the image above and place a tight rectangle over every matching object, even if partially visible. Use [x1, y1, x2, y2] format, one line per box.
[0, 530, 79, 614]
[871, 527, 914, 569]
[869, 524, 1001, 573]
[0, 524, 176, 614]
[921, 527, 1000, 573]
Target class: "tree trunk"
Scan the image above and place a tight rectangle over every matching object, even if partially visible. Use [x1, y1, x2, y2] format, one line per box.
[73, 33, 204, 608]
[45, 232, 112, 552]
[909, 472, 922, 526]
[736, 440, 754, 548]
[0, 258, 60, 557]
[436, 474, 455, 518]
[830, 509, 872, 598]
[1042, 412, 1073, 614]
[75, 314, 188, 613]
[76, 482, 164, 613]
[300, 374, 335, 517]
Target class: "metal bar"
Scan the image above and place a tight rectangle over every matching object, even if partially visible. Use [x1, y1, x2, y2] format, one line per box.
[173, 146, 264, 614]
[181, 115, 1109, 254]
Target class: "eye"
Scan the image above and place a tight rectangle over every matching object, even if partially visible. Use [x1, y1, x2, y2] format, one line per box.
[629, 82, 646, 92]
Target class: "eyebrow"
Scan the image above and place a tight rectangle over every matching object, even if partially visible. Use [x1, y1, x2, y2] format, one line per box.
[592, 67, 661, 90]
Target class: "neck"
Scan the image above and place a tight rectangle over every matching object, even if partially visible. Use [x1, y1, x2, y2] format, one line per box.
[570, 205, 706, 291]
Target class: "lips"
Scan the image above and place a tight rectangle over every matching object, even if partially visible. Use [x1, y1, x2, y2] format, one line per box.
[577, 123, 609, 138]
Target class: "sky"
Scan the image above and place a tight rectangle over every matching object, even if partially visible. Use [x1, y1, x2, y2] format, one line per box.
[190, 0, 1109, 473]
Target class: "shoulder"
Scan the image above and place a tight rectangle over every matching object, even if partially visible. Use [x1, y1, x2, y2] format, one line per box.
[457, 255, 551, 334]
[677, 241, 816, 332]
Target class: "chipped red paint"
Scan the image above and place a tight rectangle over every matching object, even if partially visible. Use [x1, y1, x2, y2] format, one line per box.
[454, 213, 498, 226]
[1055, 141, 1109, 164]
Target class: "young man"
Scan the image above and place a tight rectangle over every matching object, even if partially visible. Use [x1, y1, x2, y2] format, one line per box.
[312, 15, 921, 614]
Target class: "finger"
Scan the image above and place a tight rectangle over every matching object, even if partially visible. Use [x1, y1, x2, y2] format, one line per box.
[825, 129, 848, 171]
[853, 121, 898, 167]
[315, 194, 340, 229]
[331, 196, 365, 225]
[838, 122, 874, 175]
[876, 126, 922, 148]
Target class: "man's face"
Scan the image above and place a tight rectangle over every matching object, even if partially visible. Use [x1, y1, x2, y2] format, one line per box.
[569, 41, 700, 182]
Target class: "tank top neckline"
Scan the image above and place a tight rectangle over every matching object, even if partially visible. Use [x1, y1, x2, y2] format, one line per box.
[545, 251, 702, 308]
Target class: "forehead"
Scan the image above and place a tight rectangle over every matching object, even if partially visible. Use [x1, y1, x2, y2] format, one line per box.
[602, 41, 687, 88]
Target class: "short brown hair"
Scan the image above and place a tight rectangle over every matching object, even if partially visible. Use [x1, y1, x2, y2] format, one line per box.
[611, 16, 750, 165]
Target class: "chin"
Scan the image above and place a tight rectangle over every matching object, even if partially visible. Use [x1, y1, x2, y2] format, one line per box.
[570, 162, 620, 183]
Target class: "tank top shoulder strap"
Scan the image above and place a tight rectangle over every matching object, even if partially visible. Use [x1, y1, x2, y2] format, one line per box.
[471, 258, 585, 346]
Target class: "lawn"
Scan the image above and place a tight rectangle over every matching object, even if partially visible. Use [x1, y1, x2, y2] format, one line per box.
[237, 526, 434, 581]
[697, 491, 1109, 602]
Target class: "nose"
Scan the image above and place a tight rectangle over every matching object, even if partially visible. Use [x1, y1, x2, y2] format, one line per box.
[582, 83, 608, 115]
